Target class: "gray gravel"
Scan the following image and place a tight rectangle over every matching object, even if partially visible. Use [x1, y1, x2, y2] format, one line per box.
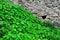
[12, 0, 60, 28]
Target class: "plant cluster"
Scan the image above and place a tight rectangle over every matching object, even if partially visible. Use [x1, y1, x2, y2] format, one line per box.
[0, 1, 60, 40]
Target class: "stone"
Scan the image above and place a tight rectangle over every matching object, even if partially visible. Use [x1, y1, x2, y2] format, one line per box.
[12, 0, 60, 23]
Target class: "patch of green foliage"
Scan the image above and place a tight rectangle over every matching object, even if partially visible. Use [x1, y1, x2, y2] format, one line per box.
[0, 1, 60, 40]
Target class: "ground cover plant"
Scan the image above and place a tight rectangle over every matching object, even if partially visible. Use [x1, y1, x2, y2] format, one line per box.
[0, 1, 60, 40]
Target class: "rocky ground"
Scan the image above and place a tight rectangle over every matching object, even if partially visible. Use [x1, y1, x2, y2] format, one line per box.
[12, 0, 60, 28]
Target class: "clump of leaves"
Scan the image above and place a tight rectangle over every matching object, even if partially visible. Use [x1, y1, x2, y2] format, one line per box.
[42, 20, 54, 28]
[0, 1, 60, 40]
